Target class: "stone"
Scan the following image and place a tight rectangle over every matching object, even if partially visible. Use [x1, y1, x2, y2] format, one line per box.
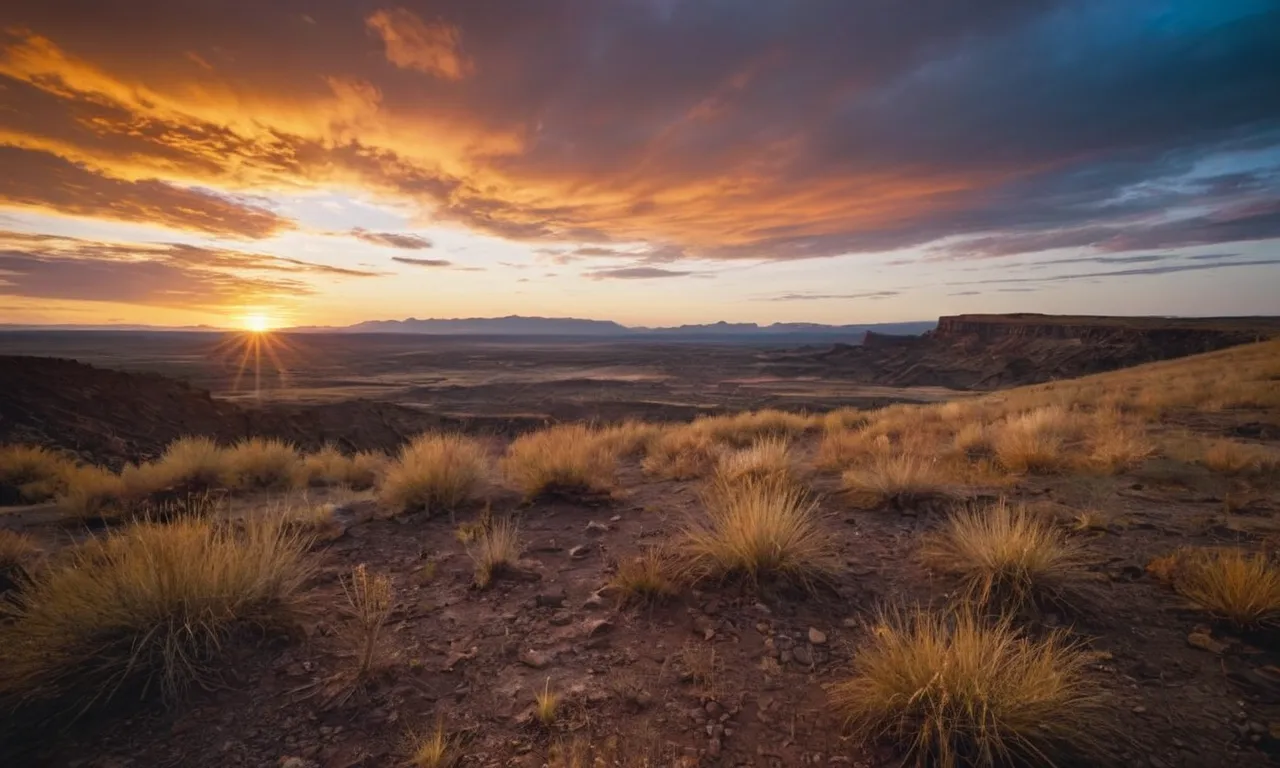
[1186, 631, 1228, 654]
[536, 589, 566, 608]
[519, 650, 552, 669]
[585, 618, 614, 637]
[792, 644, 815, 666]
[582, 593, 607, 610]
[548, 612, 573, 626]
[705, 700, 723, 717]
[586, 521, 610, 535]
[708, 739, 722, 758]
[568, 544, 591, 559]
[808, 627, 827, 645]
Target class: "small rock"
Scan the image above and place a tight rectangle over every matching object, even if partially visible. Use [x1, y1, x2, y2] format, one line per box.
[536, 589, 567, 608]
[793, 644, 815, 666]
[548, 612, 573, 626]
[1187, 631, 1228, 654]
[519, 650, 552, 669]
[585, 618, 614, 637]
[586, 521, 610, 535]
[1132, 705, 1147, 714]
[705, 701, 723, 717]
[808, 627, 827, 645]
[708, 739, 722, 758]
[568, 544, 591, 559]
[582, 593, 607, 610]
[610, 515, 622, 522]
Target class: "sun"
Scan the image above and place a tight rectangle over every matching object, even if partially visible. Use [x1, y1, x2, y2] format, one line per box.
[242, 313, 273, 333]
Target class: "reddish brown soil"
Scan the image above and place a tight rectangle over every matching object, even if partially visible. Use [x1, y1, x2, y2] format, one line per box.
[6, 404, 1280, 768]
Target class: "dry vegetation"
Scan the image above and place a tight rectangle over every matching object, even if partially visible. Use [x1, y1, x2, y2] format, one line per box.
[378, 433, 489, 514]
[1, 338, 1279, 764]
[503, 424, 619, 499]
[829, 609, 1105, 768]
[0, 515, 313, 716]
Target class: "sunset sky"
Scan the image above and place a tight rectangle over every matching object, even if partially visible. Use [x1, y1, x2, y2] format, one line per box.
[1, 0, 1278, 328]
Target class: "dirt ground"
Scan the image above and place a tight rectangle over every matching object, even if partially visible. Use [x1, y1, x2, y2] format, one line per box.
[5, 401, 1280, 768]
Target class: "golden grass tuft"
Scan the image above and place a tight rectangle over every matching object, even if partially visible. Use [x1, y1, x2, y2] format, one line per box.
[223, 437, 302, 490]
[1087, 422, 1153, 473]
[829, 608, 1105, 768]
[0, 444, 76, 502]
[378, 433, 488, 514]
[0, 529, 39, 575]
[406, 717, 458, 768]
[991, 407, 1080, 474]
[1162, 548, 1280, 626]
[341, 564, 394, 675]
[467, 516, 521, 588]
[139, 436, 231, 492]
[679, 477, 835, 589]
[1199, 439, 1280, 476]
[0, 515, 312, 715]
[534, 678, 560, 726]
[503, 424, 617, 499]
[821, 407, 868, 433]
[55, 465, 128, 519]
[594, 420, 662, 457]
[714, 436, 794, 485]
[842, 453, 949, 508]
[642, 425, 720, 480]
[690, 409, 811, 447]
[952, 422, 992, 457]
[609, 548, 677, 605]
[920, 499, 1089, 610]
[303, 444, 384, 489]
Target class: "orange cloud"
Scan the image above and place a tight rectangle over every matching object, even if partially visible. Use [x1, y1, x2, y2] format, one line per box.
[365, 8, 473, 81]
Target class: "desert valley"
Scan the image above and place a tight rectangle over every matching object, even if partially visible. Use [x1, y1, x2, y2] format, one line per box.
[2, 314, 1279, 767]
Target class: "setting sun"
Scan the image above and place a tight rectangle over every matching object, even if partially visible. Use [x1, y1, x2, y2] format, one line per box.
[242, 314, 273, 333]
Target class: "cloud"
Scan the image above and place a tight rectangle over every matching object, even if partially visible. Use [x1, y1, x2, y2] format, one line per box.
[366, 8, 472, 80]
[949, 258, 1280, 287]
[948, 290, 982, 296]
[582, 266, 698, 280]
[392, 256, 454, 267]
[760, 290, 902, 302]
[350, 228, 434, 249]
[0, 1, 1277, 272]
[0, 146, 292, 238]
[0, 230, 377, 306]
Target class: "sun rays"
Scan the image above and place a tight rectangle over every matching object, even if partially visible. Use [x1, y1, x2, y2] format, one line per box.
[212, 322, 297, 399]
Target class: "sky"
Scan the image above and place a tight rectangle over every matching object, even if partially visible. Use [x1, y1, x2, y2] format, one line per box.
[0, 0, 1278, 330]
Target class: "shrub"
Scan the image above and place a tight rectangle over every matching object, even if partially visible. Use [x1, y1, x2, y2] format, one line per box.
[821, 407, 867, 433]
[842, 453, 948, 508]
[714, 436, 793, 485]
[340, 564, 394, 675]
[407, 717, 458, 768]
[503, 424, 616, 499]
[594, 420, 661, 457]
[0, 445, 75, 503]
[817, 428, 882, 469]
[0, 515, 312, 717]
[303, 445, 385, 489]
[992, 408, 1079, 474]
[224, 437, 302, 490]
[0, 530, 38, 587]
[1164, 548, 1280, 626]
[829, 608, 1105, 768]
[952, 423, 992, 457]
[642, 426, 720, 480]
[1087, 422, 1153, 473]
[680, 477, 835, 589]
[139, 436, 231, 493]
[55, 465, 128, 520]
[534, 678, 560, 726]
[690, 409, 811, 447]
[467, 516, 520, 588]
[920, 499, 1089, 610]
[1200, 440, 1280, 476]
[609, 548, 677, 605]
[379, 433, 488, 514]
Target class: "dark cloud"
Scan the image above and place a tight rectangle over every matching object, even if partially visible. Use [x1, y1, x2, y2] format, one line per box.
[0, 0, 1277, 269]
[350, 228, 434, 249]
[583, 266, 698, 280]
[0, 146, 292, 238]
[392, 256, 454, 268]
[948, 290, 982, 296]
[759, 290, 901, 302]
[949, 258, 1280, 287]
[0, 230, 377, 306]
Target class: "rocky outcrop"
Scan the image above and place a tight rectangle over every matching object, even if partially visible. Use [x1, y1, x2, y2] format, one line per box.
[933, 313, 1279, 347]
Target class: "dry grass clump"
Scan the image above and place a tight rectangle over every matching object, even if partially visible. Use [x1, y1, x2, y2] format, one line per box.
[842, 453, 949, 508]
[0, 445, 76, 502]
[714, 436, 794, 485]
[920, 499, 1089, 610]
[302, 444, 384, 489]
[820, 407, 868, 433]
[406, 717, 458, 768]
[379, 433, 488, 514]
[609, 548, 677, 605]
[818, 428, 884, 469]
[0, 529, 39, 582]
[503, 424, 617, 499]
[467, 516, 521, 588]
[1158, 548, 1280, 626]
[534, 678, 560, 726]
[992, 407, 1081, 474]
[680, 477, 835, 589]
[1199, 439, 1280, 476]
[1086, 421, 1153, 473]
[594, 420, 662, 457]
[341, 564, 395, 675]
[642, 425, 720, 480]
[137, 436, 232, 493]
[223, 437, 302, 490]
[952, 422, 992, 458]
[691, 409, 811, 447]
[0, 515, 312, 716]
[829, 608, 1105, 768]
[55, 465, 128, 519]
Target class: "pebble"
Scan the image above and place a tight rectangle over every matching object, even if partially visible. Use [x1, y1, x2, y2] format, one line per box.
[519, 649, 551, 669]
[568, 545, 590, 559]
[808, 627, 827, 645]
[792, 644, 815, 666]
[707, 739, 722, 758]
[585, 618, 614, 637]
[585, 521, 610, 534]
[535, 589, 566, 608]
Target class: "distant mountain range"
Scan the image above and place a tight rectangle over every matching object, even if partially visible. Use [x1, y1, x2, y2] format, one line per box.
[1, 316, 938, 341]
[290, 316, 938, 339]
